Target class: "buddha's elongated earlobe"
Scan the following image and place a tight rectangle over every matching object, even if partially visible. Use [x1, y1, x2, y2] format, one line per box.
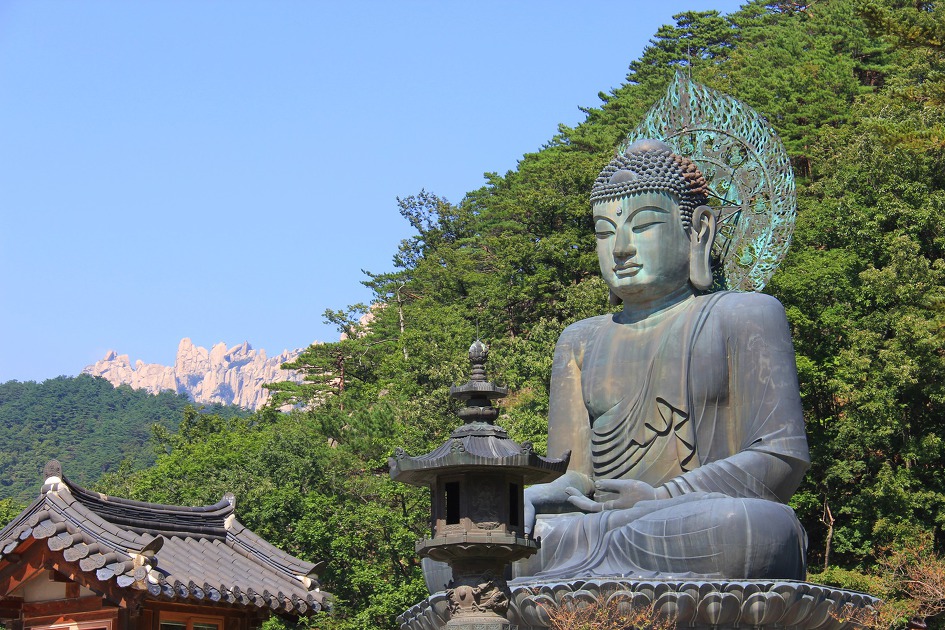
[689, 205, 717, 291]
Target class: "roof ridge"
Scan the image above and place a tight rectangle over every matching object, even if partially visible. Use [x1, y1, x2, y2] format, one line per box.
[58, 477, 231, 539]
[227, 521, 320, 577]
[65, 478, 235, 515]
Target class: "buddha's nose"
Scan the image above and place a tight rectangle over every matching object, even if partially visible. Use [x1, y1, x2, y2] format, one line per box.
[613, 227, 636, 257]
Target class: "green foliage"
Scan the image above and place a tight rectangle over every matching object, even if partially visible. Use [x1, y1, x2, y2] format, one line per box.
[0, 498, 24, 525]
[809, 565, 885, 595]
[764, 0, 945, 568]
[0, 375, 247, 502]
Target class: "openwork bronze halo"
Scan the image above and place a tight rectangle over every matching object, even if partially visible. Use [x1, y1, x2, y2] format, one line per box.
[624, 73, 797, 292]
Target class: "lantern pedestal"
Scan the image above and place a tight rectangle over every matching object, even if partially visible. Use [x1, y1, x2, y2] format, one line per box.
[419, 535, 539, 629]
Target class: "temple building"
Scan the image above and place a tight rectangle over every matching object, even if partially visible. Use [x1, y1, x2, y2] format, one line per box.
[0, 461, 327, 630]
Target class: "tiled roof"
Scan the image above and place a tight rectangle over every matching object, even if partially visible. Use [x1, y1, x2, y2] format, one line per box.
[0, 461, 327, 615]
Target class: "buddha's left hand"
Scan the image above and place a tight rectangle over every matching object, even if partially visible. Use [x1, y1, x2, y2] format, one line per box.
[565, 479, 670, 512]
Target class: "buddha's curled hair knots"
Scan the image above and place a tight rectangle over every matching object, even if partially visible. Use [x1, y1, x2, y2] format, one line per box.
[591, 138, 709, 229]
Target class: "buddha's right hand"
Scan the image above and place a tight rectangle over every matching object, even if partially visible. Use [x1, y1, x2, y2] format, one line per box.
[566, 479, 669, 511]
[524, 472, 596, 532]
[523, 485, 541, 536]
[524, 494, 536, 537]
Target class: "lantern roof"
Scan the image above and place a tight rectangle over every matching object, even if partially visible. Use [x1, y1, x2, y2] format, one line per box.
[389, 340, 569, 486]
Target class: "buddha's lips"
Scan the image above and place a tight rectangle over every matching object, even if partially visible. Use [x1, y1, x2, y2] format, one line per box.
[614, 263, 642, 276]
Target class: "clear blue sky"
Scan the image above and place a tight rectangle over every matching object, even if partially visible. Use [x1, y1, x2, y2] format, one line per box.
[0, 1, 745, 383]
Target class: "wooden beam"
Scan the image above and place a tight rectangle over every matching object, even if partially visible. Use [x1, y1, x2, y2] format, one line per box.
[0, 546, 50, 595]
[141, 602, 243, 617]
[0, 598, 23, 619]
[23, 595, 104, 616]
[48, 558, 143, 610]
[25, 608, 118, 628]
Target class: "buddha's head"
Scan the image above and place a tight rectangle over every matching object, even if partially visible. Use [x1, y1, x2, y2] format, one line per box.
[591, 139, 716, 307]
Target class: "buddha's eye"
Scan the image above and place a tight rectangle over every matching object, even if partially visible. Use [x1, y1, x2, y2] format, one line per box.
[632, 219, 665, 233]
[595, 219, 615, 238]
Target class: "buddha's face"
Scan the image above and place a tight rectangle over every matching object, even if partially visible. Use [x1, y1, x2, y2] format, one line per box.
[593, 190, 691, 305]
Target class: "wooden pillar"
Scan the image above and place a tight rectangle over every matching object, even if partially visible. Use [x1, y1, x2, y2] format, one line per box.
[118, 598, 143, 630]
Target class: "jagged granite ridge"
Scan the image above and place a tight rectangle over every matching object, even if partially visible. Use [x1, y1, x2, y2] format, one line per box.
[82, 338, 303, 410]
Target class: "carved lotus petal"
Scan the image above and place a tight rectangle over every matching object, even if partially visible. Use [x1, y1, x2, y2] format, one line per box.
[561, 589, 598, 611]
[723, 582, 745, 602]
[742, 591, 787, 627]
[817, 602, 850, 630]
[808, 585, 828, 600]
[505, 598, 526, 627]
[805, 599, 837, 630]
[634, 581, 659, 601]
[511, 587, 535, 610]
[774, 582, 805, 600]
[417, 613, 437, 630]
[779, 592, 816, 627]
[697, 591, 741, 627]
[631, 591, 652, 610]
[700, 581, 722, 599]
[680, 581, 702, 603]
[604, 590, 651, 617]
[598, 579, 624, 593]
[430, 594, 451, 624]
[538, 582, 570, 600]
[604, 591, 635, 617]
[521, 594, 555, 626]
[400, 606, 420, 626]
[652, 592, 678, 618]
[741, 591, 769, 627]
[655, 591, 698, 625]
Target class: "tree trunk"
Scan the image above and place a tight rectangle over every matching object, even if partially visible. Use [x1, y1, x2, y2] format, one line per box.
[822, 501, 835, 570]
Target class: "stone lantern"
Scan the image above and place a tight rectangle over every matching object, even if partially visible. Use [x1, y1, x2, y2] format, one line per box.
[390, 340, 569, 630]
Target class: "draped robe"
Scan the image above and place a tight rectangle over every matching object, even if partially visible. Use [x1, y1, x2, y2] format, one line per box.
[514, 291, 810, 581]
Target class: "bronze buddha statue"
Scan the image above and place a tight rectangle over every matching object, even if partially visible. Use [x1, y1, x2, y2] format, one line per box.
[515, 139, 810, 581]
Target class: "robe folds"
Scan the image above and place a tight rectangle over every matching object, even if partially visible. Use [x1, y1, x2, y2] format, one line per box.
[514, 291, 810, 581]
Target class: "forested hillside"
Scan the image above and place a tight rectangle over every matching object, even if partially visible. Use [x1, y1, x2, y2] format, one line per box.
[94, 1, 945, 628]
[0, 375, 248, 502]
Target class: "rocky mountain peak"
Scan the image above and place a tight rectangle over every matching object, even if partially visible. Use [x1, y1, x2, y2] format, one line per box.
[83, 339, 305, 410]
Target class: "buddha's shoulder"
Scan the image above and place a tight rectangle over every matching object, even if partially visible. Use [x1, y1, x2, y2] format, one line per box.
[702, 291, 788, 329]
[704, 290, 785, 312]
[557, 314, 614, 345]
